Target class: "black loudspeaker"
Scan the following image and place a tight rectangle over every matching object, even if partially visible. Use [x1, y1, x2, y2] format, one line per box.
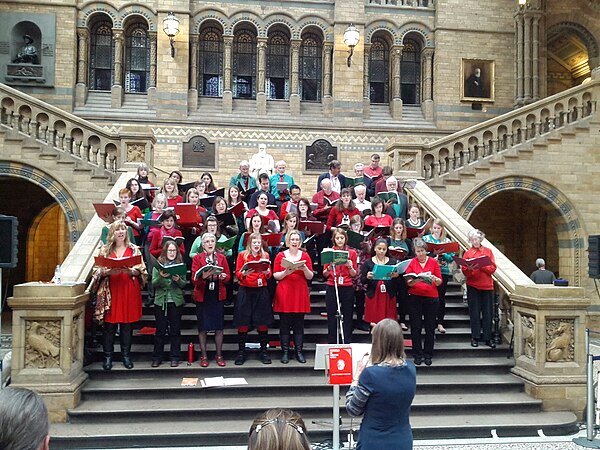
[589, 235, 600, 278]
[0, 215, 18, 269]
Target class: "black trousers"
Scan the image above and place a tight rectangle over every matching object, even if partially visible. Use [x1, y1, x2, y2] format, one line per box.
[326, 285, 354, 344]
[396, 277, 409, 323]
[153, 303, 183, 362]
[408, 294, 438, 358]
[467, 286, 494, 341]
[279, 312, 305, 343]
[436, 274, 451, 326]
[354, 290, 365, 324]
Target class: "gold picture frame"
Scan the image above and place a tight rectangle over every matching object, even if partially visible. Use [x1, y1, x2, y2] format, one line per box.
[460, 59, 495, 102]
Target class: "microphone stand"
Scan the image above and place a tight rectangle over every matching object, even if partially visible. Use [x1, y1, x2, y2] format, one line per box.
[331, 261, 344, 450]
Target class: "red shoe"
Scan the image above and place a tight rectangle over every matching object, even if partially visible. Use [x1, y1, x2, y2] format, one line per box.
[215, 356, 226, 367]
[200, 356, 209, 367]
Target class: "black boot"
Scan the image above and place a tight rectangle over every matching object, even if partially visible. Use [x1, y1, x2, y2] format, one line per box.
[234, 332, 247, 365]
[102, 323, 116, 371]
[280, 334, 290, 364]
[294, 334, 306, 364]
[258, 331, 271, 364]
[120, 323, 134, 369]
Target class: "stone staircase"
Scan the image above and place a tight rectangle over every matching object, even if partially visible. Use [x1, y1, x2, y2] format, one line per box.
[365, 104, 437, 130]
[73, 91, 157, 120]
[49, 281, 577, 449]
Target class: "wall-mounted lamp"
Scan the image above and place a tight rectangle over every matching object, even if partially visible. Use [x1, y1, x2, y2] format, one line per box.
[518, 0, 528, 9]
[163, 12, 180, 58]
[343, 24, 360, 68]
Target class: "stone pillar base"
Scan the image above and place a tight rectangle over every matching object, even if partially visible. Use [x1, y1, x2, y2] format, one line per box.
[111, 85, 122, 108]
[147, 87, 157, 109]
[75, 83, 87, 107]
[363, 97, 370, 119]
[8, 282, 90, 423]
[257, 92, 266, 115]
[391, 98, 403, 120]
[223, 91, 233, 114]
[290, 94, 300, 116]
[422, 99, 434, 121]
[188, 88, 198, 112]
[323, 96, 333, 117]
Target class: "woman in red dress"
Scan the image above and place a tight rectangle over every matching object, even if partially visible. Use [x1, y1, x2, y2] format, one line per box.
[273, 230, 314, 364]
[93, 221, 147, 370]
[361, 238, 400, 325]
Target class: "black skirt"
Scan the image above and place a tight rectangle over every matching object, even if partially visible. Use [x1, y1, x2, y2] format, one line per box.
[233, 286, 273, 327]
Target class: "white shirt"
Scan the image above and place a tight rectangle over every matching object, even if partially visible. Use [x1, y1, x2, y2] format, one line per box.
[330, 175, 341, 193]
[353, 199, 371, 213]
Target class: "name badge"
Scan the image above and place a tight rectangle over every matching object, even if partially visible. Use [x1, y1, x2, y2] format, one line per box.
[208, 282, 215, 291]
[257, 278, 263, 287]
[338, 276, 344, 285]
[380, 283, 387, 293]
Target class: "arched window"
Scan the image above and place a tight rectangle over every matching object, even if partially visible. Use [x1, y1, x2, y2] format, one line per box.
[300, 32, 322, 101]
[369, 35, 390, 104]
[199, 26, 223, 97]
[124, 22, 150, 93]
[401, 38, 421, 105]
[266, 28, 290, 100]
[89, 19, 113, 91]
[233, 27, 257, 99]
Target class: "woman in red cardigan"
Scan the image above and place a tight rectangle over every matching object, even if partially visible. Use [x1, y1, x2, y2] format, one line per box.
[323, 228, 358, 344]
[405, 238, 442, 366]
[149, 210, 185, 257]
[192, 232, 231, 367]
[459, 229, 497, 349]
[327, 188, 362, 230]
[234, 232, 273, 365]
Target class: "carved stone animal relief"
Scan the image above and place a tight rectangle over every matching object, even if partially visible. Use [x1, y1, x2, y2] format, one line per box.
[521, 315, 536, 359]
[25, 320, 60, 368]
[546, 319, 575, 362]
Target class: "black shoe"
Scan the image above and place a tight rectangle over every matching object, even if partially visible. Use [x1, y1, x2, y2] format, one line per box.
[413, 355, 423, 366]
[151, 360, 161, 368]
[424, 357, 432, 366]
[234, 351, 247, 366]
[259, 350, 272, 364]
[122, 355, 134, 369]
[280, 350, 289, 364]
[485, 340, 496, 349]
[471, 338, 478, 347]
[102, 355, 113, 371]
[295, 349, 306, 364]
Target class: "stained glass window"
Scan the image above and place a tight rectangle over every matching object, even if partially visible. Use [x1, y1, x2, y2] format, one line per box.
[89, 19, 114, 91]
[369, 35, 389, 104]
[300, 32, 322, 102]
[266, 29, 290, 100]
[125, 22, 150, 93]
[233, 28, 257, 99]
[401, 38, 421, 105]
[199, 27, 223, 97]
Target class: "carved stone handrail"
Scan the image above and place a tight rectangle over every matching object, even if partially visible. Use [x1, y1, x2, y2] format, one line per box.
[0, 83, 154, 174]
[388, 76, 600, 183]
[366, 0, 434, 8]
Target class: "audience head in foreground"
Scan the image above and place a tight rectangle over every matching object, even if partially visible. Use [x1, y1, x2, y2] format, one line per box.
[248, 408, 311, 450]
[0, 387, 50, 450]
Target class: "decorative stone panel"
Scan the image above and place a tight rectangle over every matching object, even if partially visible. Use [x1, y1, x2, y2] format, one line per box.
[545, 318, 575, 362]
[25, 319, 61, 369]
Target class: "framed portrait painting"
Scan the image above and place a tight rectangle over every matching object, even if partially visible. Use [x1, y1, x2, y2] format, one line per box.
[461, 59, 495, 102]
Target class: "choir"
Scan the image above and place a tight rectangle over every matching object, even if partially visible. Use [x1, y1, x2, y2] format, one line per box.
[91, 155, 496, 370]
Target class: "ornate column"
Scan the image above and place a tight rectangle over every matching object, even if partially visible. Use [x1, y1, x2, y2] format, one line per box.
[390, 45, 403, 120]
[363, 43, 371, 118]
[112, 29, 124, 108]
[532, 16, 540, 101]
[75, 28, 89, 107]
[290, 39, 301, 116]
[323, 41, 333, 116]
[523, 15, 532, 103]
[515, 12, 524, 106]
[515, 3, 544, 106]
[421, 47, 434, 121]
[256, 38, 267, 115]
[188, 34, 199, 112]
[148, 32, 157, 108]
[223, 35, 233, 113]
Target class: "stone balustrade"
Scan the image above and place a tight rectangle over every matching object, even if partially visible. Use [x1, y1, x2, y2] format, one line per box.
[366, 0, 434, 8]
[0, 83, 154, 174]
[388, 75, 600, 182]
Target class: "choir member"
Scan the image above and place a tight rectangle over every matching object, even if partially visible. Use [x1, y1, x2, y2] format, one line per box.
[361, 238, 399, 325]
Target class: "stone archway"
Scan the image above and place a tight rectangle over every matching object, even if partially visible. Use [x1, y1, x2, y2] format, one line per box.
[0, 160, 85, 242]
[458, 176, 584, 286]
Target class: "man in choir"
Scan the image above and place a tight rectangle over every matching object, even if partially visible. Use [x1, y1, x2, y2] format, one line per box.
[375, 166, 403, 194]
[530, 258, 556, 284]
[363, 153, 383, 180]
[353, 163, 374, 197]
[353, 184, 372, 215]
[229, 160, 258, 192]
[312, 178, 340, 221]
[316, 160, 346, 194]
[248, 173, 276, 210]
[280, 184, 302, 221]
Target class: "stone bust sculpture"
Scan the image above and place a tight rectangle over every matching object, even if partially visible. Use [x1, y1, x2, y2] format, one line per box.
[13, 34, 39, 64]
[249, 143, 275, 179]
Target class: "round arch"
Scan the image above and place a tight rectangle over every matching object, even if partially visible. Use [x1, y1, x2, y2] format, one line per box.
[458, 176, 585, 286]
[0, 160, 85, 243]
